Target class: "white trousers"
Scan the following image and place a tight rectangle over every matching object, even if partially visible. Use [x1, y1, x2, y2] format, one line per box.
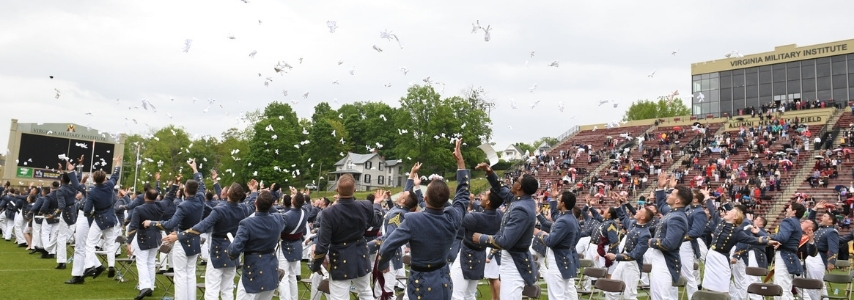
[200, 232, 210, 261]
[450, 252, 478, 300]
[173, 243, 198, 300]
[31, 221, 42, 249]
[86, 222, 120, 268]
[702, 250, 730, 292]
[692, 239, 708, 285]
[237, 277, 274, 300]
[607, 261, 639, 300]
[309, 265, 328, 300]
[674, 241, 697, 299]
[534, 248, 548, 279]
[773, 252, 795, 300]
[14, 212, 25, 243]
[500, 250, 525, 300]
[647, 249, 673, 300]
[546, 248, 578, 300]
[276, 250, 299, 300]
[640, 249, 651, 286]
[804, 255, 827, 300]
[56, 217, 72, 263]
[583, 242, 602, 291]
[747, 251, 764, 300]
[205, 266, 236, 300]
[41, 221, 58, 254]
[72, 214, 94, 276]
[329, 273, 373, 300]
[3, 216, 13, 240]
[729, 255, 747, 300]
[132, 238, 157, 290]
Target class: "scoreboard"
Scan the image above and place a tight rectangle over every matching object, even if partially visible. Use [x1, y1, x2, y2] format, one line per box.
[3, 120, 125, 184]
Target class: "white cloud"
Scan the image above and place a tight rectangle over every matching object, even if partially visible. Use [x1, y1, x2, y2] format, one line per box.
[1, 0, 852, 153]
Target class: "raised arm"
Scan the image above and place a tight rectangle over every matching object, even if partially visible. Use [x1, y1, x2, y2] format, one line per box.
[449, 141, 470, 225]
[479, 163, 513, 204]
[377, 215, 413, 270]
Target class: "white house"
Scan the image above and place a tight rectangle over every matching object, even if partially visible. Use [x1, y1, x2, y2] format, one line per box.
[537, 142, 551, 155]
[328, 152, 405, 191]
[503, 144, 524, 161]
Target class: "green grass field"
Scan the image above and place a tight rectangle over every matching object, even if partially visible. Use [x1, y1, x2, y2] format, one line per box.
[2, 235, 851, 300]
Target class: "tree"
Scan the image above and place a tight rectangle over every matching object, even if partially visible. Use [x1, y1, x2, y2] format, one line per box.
[244, 102, 302, 187]
[394, 85, 492, 175]
[218, 127, 251, 188]
[622, 98, 691, 121]
[304, 102, 348, 185]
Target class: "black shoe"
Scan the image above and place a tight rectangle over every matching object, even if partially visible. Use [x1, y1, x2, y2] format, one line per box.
[199, 260, 206, 266]
[29, 249, 38, 254]
[156, 269, 167, 274]
[56, 263, 66, 269]
[134, 288, 153, 300]
[65, 276, 85, 284]
[107, 267, 115, 278]
[90, 266, 106, 279]
[296, 275, 301, 281]
[17, 243, 27, 247]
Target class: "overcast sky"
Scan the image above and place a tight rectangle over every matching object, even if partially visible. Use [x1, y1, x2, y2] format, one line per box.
[1, 0, 852, 156]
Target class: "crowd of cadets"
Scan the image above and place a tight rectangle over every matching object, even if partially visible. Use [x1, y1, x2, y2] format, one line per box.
[1, 137, 854, 300]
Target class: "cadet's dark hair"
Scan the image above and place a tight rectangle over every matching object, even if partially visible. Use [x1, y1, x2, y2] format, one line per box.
[806, 219, 818, 232]
[639, 206, 654, 222]
[145, 189, 159, 201]
[488, 189, 504, 209]
[674, 186, 692, 206]
[61, 173, 71, 184]
[560, 191, 576, 210]
[256, 191, 274, 212]
[92, 170, 107, 184]
[404, 192, 419, 210]
[755, 216, 767, 227]
[572, 207, 582, 219]
[293, 193, 305, 209]
[606, 207, 618, 220]
[184, 180, 199, 195]
[205, 191, 214, 201]
[321, 197, 331, 207]
[426, 179, 450, 208]
[366, 194, 375, 201]
[282, 194, 292, 208]
[51, 181, 60, 188]
[520, 175, 538, 195]
[791, 202, 807, 219]
[693, 191, 705, 202]
[143, 182, 153, 192]
[227, 183, 244, 203]
[825, 213, 838, 225]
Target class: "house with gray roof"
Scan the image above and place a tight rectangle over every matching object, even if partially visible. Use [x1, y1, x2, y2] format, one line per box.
[328, 152, 406, 191]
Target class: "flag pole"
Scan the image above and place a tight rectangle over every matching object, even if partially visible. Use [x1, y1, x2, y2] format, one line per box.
[132, 143, 141, 192]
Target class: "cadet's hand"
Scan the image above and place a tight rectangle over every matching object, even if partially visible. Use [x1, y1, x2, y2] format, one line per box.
[81, 174, 89, 184]
[113, 155, 123, 164]
[66, 160, 75, 172]
[143, 220, 152, 228]
[453, 139, 465, 169]
[173, 175, 183, 185]
[827, 264, 835, 271]
[373, 191, 384, 204]
[472, 233, 482, 244]
[290, 186, 298, 196]
[210, 170, 218, 182]
[769, 240, 781, 249]
[657, 172, 668, 188]
[155, 172, 161, 181]
[410, 163, 422, 177]
[604, 253, 616, 261]
[475, 163, 493, 174]
[162, 232, 178, 243]
[248, 179, 258, 192]
[731, 258, 737, 264]
[188, 159, 197, 172]
[126, 245, 133, 256]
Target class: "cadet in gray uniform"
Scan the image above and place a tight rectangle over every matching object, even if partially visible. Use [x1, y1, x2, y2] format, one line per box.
[183, 183, 253, 300]
[534, 191, 582, 300]
[451, 186, 503, 300]
[377, 139, 471, 300]
[473, 164, 539, 299]
[226, 191, 285, 300]
[310, 173, 384, 300]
